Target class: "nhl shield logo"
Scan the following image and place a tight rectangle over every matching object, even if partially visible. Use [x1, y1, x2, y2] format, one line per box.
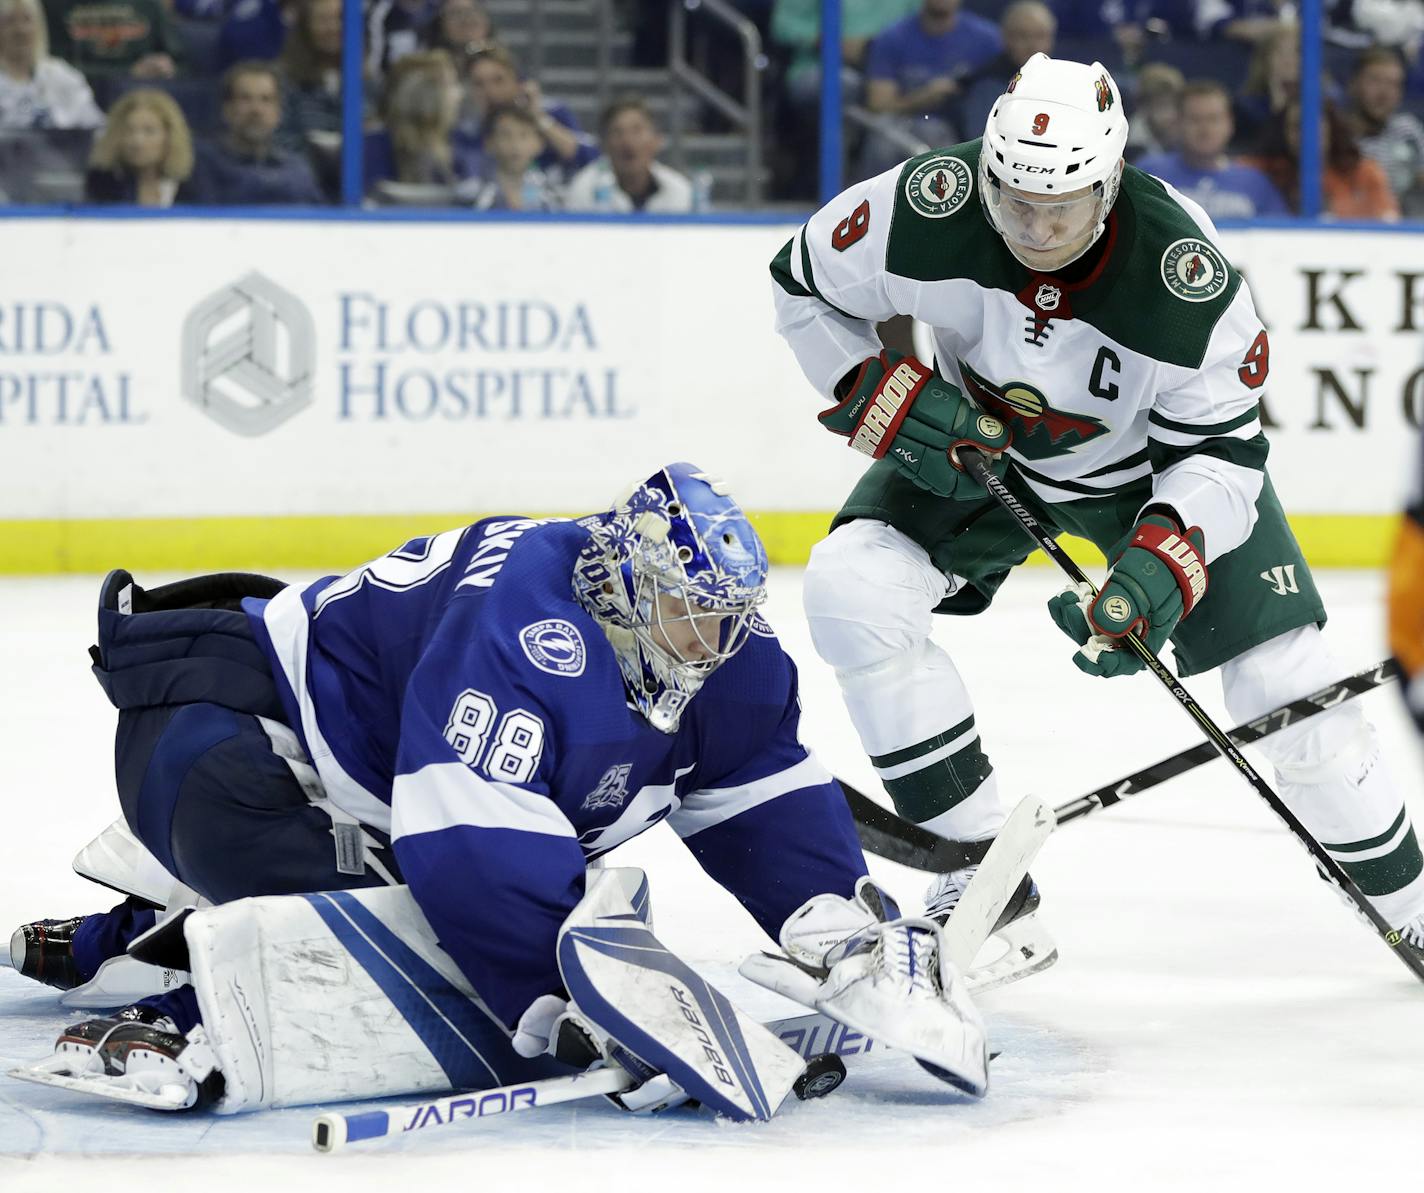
[1160, 238, 1230, 303]
[519, 619, 586, 677]
[1034, 283, 1062, 312]
[582, 763, 632, 811]
[904, 156, 973, 219]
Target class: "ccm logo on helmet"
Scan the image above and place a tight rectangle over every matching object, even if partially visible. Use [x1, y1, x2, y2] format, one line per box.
[851, 359, 927, 457]
[1012, 163, 1055, 173]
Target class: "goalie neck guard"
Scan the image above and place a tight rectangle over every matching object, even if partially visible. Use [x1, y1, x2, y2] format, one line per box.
[573, 462, 769, 733]
[979, 52, 1128, 270]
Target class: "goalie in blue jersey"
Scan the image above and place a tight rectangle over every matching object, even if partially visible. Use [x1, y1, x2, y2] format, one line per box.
[8, 463, 992, 1118]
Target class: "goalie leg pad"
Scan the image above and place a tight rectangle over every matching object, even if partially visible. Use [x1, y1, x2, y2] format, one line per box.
[181, 885, 561, 1112]
[556, 869, 806, 1122]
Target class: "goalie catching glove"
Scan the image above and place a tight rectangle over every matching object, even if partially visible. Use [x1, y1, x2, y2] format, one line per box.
[820, 351, 1011, 501]
[1047, 513, 1207, 678]
[739, 877, 989, 1097]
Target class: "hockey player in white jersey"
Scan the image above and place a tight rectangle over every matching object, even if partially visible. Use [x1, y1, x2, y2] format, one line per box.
[8, 463, 992, 1116]
[773, 53, 1424, 961]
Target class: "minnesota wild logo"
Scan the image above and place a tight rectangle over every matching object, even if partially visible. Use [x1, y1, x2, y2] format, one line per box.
[1094, 74, 1114, 112]
[957, 359, 1110, 460]
[904, 155, 973, 219]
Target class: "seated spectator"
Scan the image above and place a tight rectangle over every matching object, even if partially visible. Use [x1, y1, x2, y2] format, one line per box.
[367, 0, 439, 74]
[365, 49, 469, 193]
[280, 0, 347, 142]
[960, 1, 1056, 139]
[45, 0, 183, 83]
[0, 0, 101, 129]
[84, 87, 193, 205]
[768, 0, 916, 197]
[1125, 61, 1183, 160]
[860, 0, 1002, 176]
[1248, 99, 1400, 220]
[1348, 46, 1424, 218]
[457, 44, 597, 183]
[459, 103, 559, 211]
[1137, 80, 1288, 218]
[425, 0, 494, 58]
[564, 96, 693, 213]
[771, 0, 917, 97]
[1235, 22, 1299, 146]
[186, 60, 324, 204]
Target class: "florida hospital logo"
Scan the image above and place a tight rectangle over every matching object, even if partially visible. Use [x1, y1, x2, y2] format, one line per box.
[582, 763, 632, 812]
[180, 272, 315, 436]
[520, 619, 587, 677]
[1160, 238, 1230, 303]
[904, 155, 973, 219]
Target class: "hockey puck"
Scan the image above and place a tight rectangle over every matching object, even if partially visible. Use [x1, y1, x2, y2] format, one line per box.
[792, 1053, 846, 1101]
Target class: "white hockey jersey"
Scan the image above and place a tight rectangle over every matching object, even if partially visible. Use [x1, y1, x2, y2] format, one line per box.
[772, 143, 1271, 562]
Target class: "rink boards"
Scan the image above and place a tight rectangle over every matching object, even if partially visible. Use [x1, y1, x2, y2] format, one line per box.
[0, 217, 1418, 571]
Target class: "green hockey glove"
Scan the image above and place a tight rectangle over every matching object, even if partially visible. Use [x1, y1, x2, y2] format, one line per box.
[819, 351, 1012, 500]
[1046, 514, 1208, 678]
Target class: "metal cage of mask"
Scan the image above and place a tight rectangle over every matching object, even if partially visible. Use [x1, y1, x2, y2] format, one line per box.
[573, 464, 768, 733]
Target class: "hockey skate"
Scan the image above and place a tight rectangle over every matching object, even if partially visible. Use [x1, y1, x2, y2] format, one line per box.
[9, 916, 87, 990]
[924, 869, 1057, 993]
[9, 1004, 224, 1111]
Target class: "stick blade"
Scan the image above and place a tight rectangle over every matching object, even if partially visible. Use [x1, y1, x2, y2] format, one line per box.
[940, 797, 1056, 973]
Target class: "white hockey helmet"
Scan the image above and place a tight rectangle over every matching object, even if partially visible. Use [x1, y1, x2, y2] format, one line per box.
[979, 53, 1129, 269]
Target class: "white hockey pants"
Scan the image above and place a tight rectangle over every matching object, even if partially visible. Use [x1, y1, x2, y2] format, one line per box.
[804, 519, 1424, 926]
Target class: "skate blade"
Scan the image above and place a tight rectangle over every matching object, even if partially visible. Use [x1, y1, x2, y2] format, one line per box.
[8, 1058, 192, 1110]
[965, 913, 1058, 995]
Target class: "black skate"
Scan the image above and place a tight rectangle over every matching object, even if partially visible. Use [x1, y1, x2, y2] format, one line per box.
[26, 1003, 226, 1111]
[923, 869, 1057, 993]
[9, 916, 86, 990]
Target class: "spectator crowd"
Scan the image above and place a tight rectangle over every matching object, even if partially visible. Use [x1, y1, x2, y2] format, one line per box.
[0, 0, 700, 210]
[0, 0, 1420, 217]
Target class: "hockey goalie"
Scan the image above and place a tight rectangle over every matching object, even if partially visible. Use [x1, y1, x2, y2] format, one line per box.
[4, 463, 1038, 1120]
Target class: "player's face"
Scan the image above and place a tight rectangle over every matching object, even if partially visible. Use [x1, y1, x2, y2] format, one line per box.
[650, 592, 725, 666]
[991, 180, 1100, 271]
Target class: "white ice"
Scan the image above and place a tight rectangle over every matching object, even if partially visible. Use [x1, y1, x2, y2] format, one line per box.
[1, 566, 1421, 1193]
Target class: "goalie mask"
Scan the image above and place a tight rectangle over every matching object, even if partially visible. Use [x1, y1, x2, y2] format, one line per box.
[979, 53, 1128, 271]
[573, 462, 770, 733]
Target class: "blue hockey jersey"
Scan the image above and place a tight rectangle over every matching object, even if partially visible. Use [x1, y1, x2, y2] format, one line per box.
[245, 516, 868, 1025]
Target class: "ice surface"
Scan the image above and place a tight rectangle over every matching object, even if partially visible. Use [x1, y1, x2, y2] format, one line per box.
[1, 567, 1420, 1192]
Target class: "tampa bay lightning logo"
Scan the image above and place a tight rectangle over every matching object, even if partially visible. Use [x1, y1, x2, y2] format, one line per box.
[519, 619, 586, 677]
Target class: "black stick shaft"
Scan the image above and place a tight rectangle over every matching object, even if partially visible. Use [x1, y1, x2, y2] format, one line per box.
[844, 659, 1397, 867]
[1055, 659, 1401, 824]
[959, 450, 1424, 982]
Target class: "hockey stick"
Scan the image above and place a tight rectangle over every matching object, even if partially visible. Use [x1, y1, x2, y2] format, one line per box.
[958, 449, 1424, 983]
[1053, 658, 1400, 825]
[843, 658, 1400, 866]
[310, 1007, 855, 1153]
